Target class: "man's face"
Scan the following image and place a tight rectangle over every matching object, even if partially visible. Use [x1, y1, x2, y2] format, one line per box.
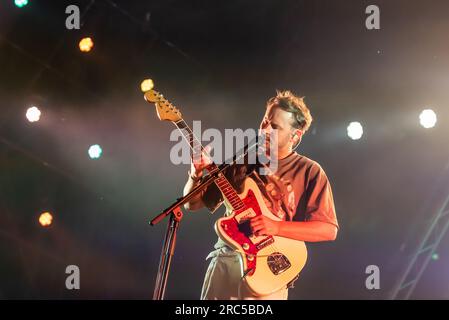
[259, 105, 298, 152]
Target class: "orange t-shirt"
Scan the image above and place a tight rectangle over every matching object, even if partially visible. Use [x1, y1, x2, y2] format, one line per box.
[202, 151, 338, 229]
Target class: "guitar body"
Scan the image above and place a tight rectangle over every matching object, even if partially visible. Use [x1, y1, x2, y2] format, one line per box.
[214, 177, 307, 297]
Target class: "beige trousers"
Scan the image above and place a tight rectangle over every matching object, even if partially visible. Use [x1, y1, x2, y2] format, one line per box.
[200, 248, 288, 300]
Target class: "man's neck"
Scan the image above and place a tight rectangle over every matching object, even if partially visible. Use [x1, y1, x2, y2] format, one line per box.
[277, 148, 293, 160]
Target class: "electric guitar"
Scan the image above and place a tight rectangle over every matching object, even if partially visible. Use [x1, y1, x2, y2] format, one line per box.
[144, 89, 307, 296]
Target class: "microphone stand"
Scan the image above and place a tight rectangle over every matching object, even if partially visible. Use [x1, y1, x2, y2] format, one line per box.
[150, 141, 260, 300]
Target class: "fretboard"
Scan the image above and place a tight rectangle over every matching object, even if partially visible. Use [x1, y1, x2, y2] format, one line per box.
[175, 119, 245, 211]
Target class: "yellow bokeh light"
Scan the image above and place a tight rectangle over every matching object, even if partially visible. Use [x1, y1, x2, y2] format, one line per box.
[79, 37, 94, 52]
[39, 212, 53, 227]
[140, 79, 154, 92]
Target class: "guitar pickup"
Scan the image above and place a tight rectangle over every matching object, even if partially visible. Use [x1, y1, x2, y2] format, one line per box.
[256, 237, 274, 250]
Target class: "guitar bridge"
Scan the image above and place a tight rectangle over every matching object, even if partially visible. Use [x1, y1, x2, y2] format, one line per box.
[267, 252, 291, 275]
[256, 237, 274, 250]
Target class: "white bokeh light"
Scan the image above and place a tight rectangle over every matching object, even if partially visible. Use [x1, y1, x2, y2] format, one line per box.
[347, 121, 363, 140]
[419, 109, 437, 129]
[26, 106, 41, 122]
[88, 144, 103, 159]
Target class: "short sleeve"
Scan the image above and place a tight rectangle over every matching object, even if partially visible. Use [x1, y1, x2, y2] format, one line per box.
[304, 164, 339, 229]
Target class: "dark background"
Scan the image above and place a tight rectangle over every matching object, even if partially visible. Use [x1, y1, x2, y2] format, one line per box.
[1, 0, 449, 299]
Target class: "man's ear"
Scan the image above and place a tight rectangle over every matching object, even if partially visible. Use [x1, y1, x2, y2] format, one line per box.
[292, 129, 303, 148]
[292, 129, 303, 140]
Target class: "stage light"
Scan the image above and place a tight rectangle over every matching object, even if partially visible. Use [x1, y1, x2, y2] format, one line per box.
[39, 212, 53, 227]
[79, 37, 94, 52]
[140, 79, 154, 92]
[432, 253, 439, 261]
[14, 0, 28, 8]
[419, 109, 437, 129]
[347, 121, 363, 140]
[26, 106, 41, 122]
[88, 144, 102, 159]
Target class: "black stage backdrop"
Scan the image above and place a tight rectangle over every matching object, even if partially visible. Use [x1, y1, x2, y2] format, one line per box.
[1, 0, 449, 299]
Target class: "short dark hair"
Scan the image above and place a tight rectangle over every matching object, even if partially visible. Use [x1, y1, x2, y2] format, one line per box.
[266, 90, 313, 132]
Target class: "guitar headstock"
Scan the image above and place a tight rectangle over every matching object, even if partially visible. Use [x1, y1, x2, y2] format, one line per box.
[144, 90, 183, 122]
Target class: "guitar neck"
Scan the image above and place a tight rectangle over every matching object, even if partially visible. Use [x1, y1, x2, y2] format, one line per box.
[174, 119, 245, 211]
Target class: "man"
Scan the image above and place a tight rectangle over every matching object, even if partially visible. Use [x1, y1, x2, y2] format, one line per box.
[183, 90, 338, 300]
